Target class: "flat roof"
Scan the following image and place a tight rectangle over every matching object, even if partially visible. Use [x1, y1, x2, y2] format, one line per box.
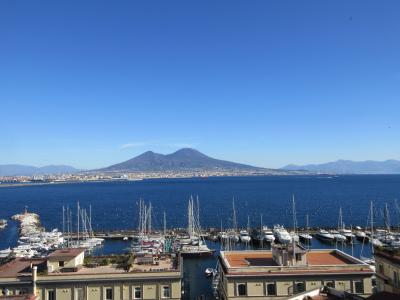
[0, 255, 178, 279]
[223, 250, 357, 268]
[47, 248, 86, 259]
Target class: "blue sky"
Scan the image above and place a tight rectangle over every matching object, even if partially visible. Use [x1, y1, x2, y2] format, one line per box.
[1, 1, 400, 169]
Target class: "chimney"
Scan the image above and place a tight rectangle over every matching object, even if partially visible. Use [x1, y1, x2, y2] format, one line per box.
[32, 266, 37, 296]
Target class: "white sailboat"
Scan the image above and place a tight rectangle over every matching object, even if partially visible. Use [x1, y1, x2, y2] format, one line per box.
[239, 216, 251, 243]
[180, 197, 214, 256]
[298, 214, 312, 241]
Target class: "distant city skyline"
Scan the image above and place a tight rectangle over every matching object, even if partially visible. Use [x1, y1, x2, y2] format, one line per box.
[1, 1, 400, 169]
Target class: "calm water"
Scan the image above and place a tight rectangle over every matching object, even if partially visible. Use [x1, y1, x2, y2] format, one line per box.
[1, 175, 400, 231]
[0, 175, 397, 299]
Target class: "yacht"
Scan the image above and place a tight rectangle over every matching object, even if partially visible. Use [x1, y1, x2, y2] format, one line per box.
[261, 226, 275, 243]
[239, 230, 251, 243]
[218, 231, 228, 241]
[316, 229, 334, 241]
[355, 231, 367, 241]
[340, 228, 355, 240]
[273, 225, 292, 244]
[298, 233, 313, 241]
[330, 230, 347, 242]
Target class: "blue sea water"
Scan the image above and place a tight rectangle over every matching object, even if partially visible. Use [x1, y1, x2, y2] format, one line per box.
[1, 175, 399, 232]
[1, 175, 393, 299]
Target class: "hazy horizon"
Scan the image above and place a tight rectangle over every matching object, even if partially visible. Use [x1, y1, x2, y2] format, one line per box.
[1, 1, 399, 169]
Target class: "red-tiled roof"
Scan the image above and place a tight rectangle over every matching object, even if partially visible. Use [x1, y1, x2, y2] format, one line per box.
[0, 258, 46, 278]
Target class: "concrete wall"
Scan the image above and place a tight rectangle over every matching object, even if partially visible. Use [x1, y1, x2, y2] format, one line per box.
[220, 276, 372, 299]
[375, 256, 400, 295]
[0, 279, 181, 300]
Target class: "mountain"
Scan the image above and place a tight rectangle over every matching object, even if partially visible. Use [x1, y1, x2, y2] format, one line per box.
[100, 148, 275, 173]
[0, 164, 79, 176]
[282, 159, 400, 174]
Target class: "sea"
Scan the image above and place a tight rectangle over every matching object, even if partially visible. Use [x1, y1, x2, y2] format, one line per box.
[1, 175, 400, 299]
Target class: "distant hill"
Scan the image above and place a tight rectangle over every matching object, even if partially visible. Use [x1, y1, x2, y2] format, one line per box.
[0, 164, 79, 176]
[282, 159, 400, 174]
[100, 148, 278, 173]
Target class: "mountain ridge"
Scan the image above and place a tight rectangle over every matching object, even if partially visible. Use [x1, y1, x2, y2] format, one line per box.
[0, 164, 80, 176]
[100, 148, 272, 172]
[282, 159, 400, 174]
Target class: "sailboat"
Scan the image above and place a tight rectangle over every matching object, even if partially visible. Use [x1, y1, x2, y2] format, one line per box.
[298, 214, 312, 242]
[289, 194, 299, 242]
[239, 216, 251, 243]
[361, 201, 378, 267]
[227, 198, 239, 243]
[338, 207, 354, 240]
[180, 197, 214, 257]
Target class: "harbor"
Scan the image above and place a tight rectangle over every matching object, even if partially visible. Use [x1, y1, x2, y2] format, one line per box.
[0, 197, 398, 299]
[1, 177, 400, 299]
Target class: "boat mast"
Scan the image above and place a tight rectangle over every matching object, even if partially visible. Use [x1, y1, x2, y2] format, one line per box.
[370, 201, 374, 254]
[62, 205, 65, 240]
[163, 211, 166, 236]
[292, 194, 297, 235]
[148, 202, 152, 234]
[77, 202, 80, 246]
[197, 195, 200, 230]
[232, 197, 237, 233]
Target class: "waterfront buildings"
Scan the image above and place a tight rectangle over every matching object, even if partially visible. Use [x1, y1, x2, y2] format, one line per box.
[374, 247, 400, 295]
[216, 243, 374, 299]
[0, 248, 181, 300]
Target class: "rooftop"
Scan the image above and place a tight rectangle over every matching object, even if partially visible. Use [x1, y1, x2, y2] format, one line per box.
[223, 250, 359, 268]
[219, 249, 374, 276]
[0, 254, 179, 279]
[47, 248, 86, 259]
[0, 258, 46, 278]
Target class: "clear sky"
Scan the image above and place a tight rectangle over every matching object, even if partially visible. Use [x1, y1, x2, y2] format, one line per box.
[1, 1, 399, 169]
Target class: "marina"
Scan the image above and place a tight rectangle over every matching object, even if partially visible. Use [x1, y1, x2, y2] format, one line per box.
[1, 177, 400, 299]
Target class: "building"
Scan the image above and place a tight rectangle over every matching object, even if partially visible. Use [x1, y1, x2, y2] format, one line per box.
[0, 248, 181, 300]
[374, 247, 400, 295]
[217, 244, 374, 299]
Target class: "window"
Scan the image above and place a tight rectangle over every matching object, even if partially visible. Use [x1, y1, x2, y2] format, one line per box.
[294, 281, 305, 294]
[75, 288, 84, 300]
[295, 253, 302, 261]
[266, 282, 276, 296]
[237, 283, 246, 296]
[133, 287, 141, 299]
[105, 288, 113, 300]
[48, 290, 56, 300]
[379, 264, 384, 274]
[394, 271, 399, 287]
[59, 261, 65, 267]
[161, 286, 170, 298]
[324, 281, 335, 288]
[354, 280, 364, 294]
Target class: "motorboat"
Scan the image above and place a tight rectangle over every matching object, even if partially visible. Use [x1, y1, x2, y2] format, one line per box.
[261, 226, 275, 243]
[316, 229, 334, 241]
[298, 233, 313, 241]
[339, 228, 355, 240]
[355, 231, 367, 241]
[330, 230, 347, 242]
[239, 230, 251, 243]
[218, 232, 228, 240]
